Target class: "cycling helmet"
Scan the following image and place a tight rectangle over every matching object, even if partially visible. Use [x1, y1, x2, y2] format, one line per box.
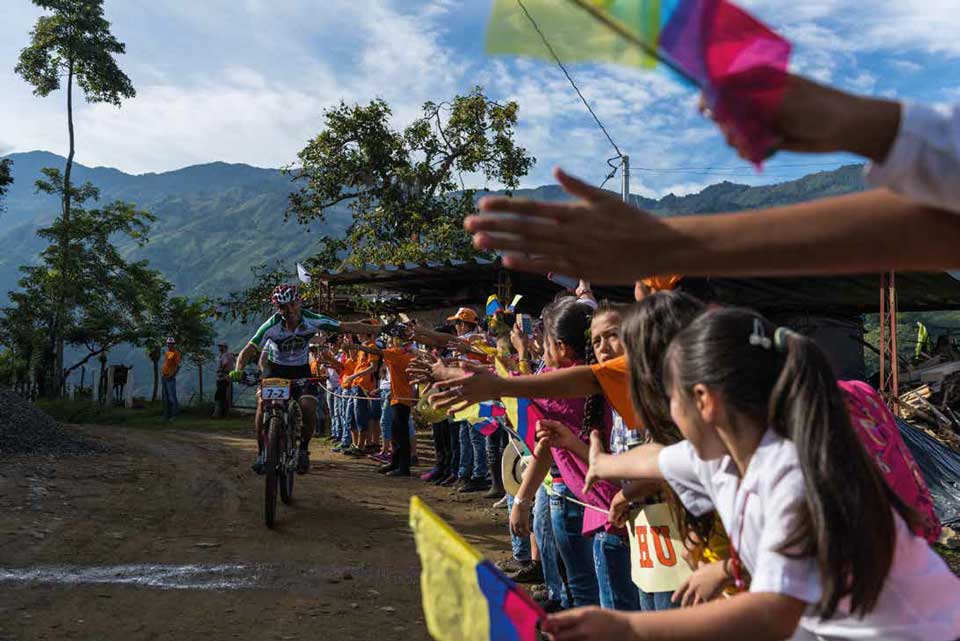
[270, 284, 300, 307]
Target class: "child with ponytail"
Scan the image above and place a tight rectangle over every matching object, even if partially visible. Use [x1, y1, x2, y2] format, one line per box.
[549, 308, 960, 641]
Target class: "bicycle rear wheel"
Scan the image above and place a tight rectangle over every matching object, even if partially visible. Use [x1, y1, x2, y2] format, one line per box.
[264, 415, 281, 528]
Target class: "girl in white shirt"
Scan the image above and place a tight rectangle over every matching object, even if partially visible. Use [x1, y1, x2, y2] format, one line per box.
[547, 307, 960, 641]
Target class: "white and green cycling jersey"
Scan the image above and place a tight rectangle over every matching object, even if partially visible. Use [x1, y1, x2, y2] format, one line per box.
[248, 310, 340, 367]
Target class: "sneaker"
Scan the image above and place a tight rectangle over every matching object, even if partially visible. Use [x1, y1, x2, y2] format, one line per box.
[429, 470, 449, 485]
[492, 495, 509, 508]
[508, 561, 543, 584]
[297, 449, 310, 474]
[439, 474, 459, 487]
[385, 469, 411, 477]
[377, 464, 397, 474]
[331, 443, 346, 453]
[535, 598, 563, 614]
[420, 468, 439, 481]
[343, 446, 366, 457]
[495, 558, 527, 574]
[458, 478, 490, 493]
[251, 452, 266, 475]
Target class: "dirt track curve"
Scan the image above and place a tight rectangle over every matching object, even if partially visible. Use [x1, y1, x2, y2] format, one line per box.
[0, 423, 512, 641]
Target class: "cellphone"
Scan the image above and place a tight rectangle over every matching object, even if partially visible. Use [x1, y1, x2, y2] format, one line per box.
[547, 272, 579, 291]
[517, 313, 533, 336]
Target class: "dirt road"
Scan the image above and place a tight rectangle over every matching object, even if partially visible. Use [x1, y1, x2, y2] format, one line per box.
[0, 423, 512, 641]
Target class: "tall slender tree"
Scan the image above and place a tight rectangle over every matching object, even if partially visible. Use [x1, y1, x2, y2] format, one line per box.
[15, 0, 135, 395]
[0, 159, 12, 211]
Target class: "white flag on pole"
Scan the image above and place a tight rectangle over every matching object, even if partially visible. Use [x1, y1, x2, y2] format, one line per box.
[296, 263, 312, 283]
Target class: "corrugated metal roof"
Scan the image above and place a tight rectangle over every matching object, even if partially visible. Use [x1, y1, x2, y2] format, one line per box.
[317, 259, 960, 315]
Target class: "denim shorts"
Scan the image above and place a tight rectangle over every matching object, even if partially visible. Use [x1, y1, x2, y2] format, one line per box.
[351, 387, 371, 430]
[368, 393, 383, 421]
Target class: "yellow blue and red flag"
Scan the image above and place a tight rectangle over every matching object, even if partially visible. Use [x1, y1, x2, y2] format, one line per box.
[455, 400, 507, 436]
[486, 0, 791, 165]
[500, 396, 543, 453]
[410, 496, 545, 641]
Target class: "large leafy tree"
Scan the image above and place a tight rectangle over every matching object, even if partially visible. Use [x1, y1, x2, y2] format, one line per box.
[15, 0, 136, 395]
[1, 169, 168, 396]
[287, 86, 534, 269]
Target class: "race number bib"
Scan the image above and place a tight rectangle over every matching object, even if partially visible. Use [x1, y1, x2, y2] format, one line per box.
[262, 386, 291, 400]
[626, 502, 692, 593]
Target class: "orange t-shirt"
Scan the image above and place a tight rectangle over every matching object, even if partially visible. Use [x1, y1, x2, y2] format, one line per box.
[353, 341, 380, 393]
[590, 356, 642, 429]
[341, 354, 357, 388]
[382, 348, 415, 406]
[161, 349, 181, 378]
[641, 274, 682, 292]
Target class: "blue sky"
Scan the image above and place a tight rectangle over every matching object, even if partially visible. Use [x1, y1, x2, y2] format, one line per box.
[2, 0, 959, 197]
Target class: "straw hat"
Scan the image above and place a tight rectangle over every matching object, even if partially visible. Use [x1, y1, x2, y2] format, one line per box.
[501, 440, 532, 497]
[447, 308, 479, 325]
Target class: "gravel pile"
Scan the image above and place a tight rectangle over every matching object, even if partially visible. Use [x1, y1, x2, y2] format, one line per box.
[0, 388, 97, 455]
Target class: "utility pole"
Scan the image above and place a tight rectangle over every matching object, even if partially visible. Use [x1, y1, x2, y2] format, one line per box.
[621, 154, 630, 204]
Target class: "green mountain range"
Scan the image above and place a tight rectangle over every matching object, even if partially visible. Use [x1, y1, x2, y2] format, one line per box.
[0, 151, 870, 396]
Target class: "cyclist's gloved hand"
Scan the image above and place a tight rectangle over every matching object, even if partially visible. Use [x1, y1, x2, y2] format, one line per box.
[228, 370, 244, 382]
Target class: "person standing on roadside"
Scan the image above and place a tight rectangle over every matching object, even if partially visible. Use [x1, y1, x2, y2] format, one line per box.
[162, 337, 182, 421]
[213, 342, 234, 419]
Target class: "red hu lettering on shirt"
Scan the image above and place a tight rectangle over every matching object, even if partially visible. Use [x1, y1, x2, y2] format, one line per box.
[635, 524, 678, 568]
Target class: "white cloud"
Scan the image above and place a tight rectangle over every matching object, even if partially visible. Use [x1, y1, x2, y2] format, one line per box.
[3, 0, 954, 197]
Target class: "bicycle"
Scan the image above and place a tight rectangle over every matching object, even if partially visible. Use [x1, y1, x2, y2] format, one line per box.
[259, 376, 320, 528]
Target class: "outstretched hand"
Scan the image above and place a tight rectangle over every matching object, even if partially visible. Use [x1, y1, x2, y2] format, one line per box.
[703, 74, 899, 164]
[430, 361, 502, 412]
[543, 606, 633, 641]
[582, 430, 608, 494]
[465, 168, 682, 285]
[535, 419, 578, 452]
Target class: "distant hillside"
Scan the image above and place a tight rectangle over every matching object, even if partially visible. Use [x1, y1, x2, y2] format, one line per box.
[0, 151, 868, 396]
[509, 162, 866, 214]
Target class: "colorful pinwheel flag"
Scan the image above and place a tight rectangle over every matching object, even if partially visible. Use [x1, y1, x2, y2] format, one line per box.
[486, 0, 791, 164]
[410, 496, 545, 641]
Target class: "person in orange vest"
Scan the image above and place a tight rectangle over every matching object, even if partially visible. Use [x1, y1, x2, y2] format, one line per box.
[161, 337, 182, 421]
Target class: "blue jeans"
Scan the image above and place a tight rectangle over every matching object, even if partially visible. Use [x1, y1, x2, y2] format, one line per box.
[330, 389, 344, 440]
[339, 395, 353, 447]
[534, 484, 568, 608]
[549, 482, 600, 607]
[638, 589, 678, 612]
[457, 422, 473, 479]
[457, 422, 488, 481]
[380, 389, 393, 441]
[593, 531, 641, 611]
[506, 494, 532, 562]
[161, 377, 178, 419]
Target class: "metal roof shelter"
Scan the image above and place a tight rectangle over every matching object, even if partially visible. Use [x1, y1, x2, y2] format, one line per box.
[315, 258, 960, 316]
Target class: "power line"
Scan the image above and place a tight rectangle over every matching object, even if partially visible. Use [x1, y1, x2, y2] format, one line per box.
[516, 0, 624, 160]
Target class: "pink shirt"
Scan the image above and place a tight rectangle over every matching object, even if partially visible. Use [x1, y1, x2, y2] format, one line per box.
[535, 368, 623, 536]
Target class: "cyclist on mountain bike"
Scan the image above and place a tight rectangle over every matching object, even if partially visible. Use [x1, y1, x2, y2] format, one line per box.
[230, 284, 374, 474]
